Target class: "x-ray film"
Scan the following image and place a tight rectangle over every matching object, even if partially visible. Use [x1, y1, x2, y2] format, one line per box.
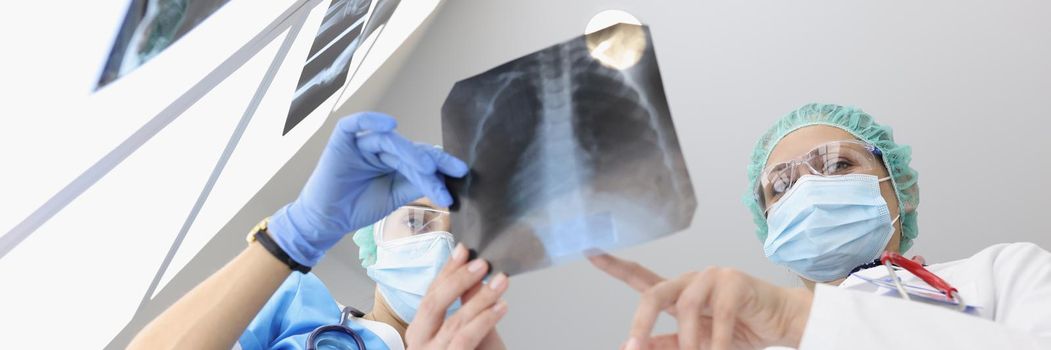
[285, 0, 401, 134]
[441, 23, 696, 276]
[98, 0, 231, 88]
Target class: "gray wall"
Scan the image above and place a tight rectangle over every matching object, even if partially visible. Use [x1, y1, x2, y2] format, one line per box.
[369, 0, 1051, 348]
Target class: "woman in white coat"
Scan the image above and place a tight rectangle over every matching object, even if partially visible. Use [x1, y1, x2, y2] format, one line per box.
[591, 103, 1051, 350]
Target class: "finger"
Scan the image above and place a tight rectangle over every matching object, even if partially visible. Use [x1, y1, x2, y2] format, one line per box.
[623, 333, 679, 350]
[357, 132, 437, 174]
[589, 254, 666, 293]
[355, 133, 399, 170]
[378, 152, 453, 207]
[335, 111, 397, 134]
[647, 333, 680, 349]
[677, 307, 701, 350]
[677, 276, 715, 350]
[414, 258, 490, 334]
[709, 279, 743, 350]
[447, 300, 508, 350]
[411, 243, 470, 337]
[438, 273, 507, 342]
[419, 144, 469, 178]
[452, 274, 508, 329]
[367, 141, 449, 206]
[329, 113, 397, 161]
[386, 133, 438, 173]
[388, 172, 425, 207]
[437, 243, 470, 283]
[630, 277, 691, 344]
[362, 137, 450, 207]
[461, 280, 484, 303]
[376, 151, 403, 170]
[406, 170, 454, 208]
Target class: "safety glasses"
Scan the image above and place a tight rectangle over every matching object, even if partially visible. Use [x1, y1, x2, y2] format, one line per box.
[755, 140, 885, 213]
[376, 205, 451, 243]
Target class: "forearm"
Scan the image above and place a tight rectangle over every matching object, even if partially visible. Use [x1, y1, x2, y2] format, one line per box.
[128, 242, 291, 350]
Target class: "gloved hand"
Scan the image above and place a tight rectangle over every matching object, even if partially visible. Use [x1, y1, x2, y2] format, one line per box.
[269, 112, 468, 267]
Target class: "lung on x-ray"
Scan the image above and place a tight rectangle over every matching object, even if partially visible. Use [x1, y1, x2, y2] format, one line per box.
[441, 23, 696, 276]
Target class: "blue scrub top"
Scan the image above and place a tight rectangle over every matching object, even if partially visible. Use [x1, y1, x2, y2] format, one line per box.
[238, 273, 392, 350]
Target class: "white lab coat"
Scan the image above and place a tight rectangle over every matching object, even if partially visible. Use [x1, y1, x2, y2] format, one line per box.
[795, 242, 1051, 349]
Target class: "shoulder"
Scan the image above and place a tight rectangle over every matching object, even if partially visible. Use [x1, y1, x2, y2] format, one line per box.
[971, 242, 1051, 264]
[988, 242, 1051, 272]
[963, 242, 1051, 288]
[924, 242, 1051, 288]
[926, 242, 1049, 272]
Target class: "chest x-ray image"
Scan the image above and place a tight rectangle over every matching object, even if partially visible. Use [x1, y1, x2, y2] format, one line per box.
[442, 23, 696, 276]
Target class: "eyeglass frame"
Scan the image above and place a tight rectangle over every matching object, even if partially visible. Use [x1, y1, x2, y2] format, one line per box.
[375, 205, 451, 243]
[755, 140, 887, 214]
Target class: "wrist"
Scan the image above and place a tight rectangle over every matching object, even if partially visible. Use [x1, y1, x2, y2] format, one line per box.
[268, 203, 325, 267]
[783, 287, 814, 347]
[246, 238, 292, 272]
[249, 216, 312, 273]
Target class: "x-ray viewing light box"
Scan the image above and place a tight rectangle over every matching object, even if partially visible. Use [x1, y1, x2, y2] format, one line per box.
[0, 0, 445, 348]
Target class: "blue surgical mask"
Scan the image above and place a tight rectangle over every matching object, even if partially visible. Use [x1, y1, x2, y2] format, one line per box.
[764, 174, 898, 282]
[366, 229, 459, 323]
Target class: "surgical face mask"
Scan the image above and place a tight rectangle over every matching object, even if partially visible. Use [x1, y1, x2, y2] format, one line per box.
[366, 214, 459, 323]
[764, 174, 897, 282]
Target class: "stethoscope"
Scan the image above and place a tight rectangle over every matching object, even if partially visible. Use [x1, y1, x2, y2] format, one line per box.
[305, 306, 368, 350]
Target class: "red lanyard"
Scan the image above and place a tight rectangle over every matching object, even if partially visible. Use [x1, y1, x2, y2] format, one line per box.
[880, 251, 966, 312]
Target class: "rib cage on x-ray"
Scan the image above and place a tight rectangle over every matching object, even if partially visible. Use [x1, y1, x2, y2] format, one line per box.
[442, 24, 696, 275]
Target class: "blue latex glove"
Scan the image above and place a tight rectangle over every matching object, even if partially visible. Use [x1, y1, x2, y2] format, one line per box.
[269, 112, 468, 266]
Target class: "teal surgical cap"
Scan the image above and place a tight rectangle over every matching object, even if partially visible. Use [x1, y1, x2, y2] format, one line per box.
[745, 103, 920, 252]
[352, 224, 377, 268]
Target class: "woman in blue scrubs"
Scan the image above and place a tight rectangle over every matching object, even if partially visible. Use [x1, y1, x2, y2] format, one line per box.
[129, 113, 509, 350]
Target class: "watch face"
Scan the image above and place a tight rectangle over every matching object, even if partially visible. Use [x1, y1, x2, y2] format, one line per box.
[246, 219, 269, 243]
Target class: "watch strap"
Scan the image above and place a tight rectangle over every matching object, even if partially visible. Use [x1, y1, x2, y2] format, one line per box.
[254, 229, 311, 274]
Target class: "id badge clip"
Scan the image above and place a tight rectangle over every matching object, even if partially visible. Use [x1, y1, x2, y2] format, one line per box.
[852, 251, 979, 315]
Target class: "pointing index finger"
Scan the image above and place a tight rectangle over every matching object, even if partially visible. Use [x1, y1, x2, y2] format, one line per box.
[589, 254, 665, 293]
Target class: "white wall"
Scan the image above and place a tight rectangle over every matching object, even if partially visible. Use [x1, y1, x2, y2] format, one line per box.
[368, 0, 1051, 348]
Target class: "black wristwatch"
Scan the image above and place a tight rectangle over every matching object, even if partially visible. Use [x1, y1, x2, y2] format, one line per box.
[246, 218, 311, 274]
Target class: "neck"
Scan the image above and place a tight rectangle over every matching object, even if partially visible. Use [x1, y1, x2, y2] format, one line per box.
[363, 288, 409, 340]
[802, 277, 846, 291]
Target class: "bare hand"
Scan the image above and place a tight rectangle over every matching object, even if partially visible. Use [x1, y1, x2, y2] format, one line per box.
[589, 254, 813, 350]
[406, 244, 509, 349]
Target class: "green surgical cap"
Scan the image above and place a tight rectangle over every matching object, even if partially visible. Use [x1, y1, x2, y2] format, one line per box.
[745, 103, 920, 252]
[352, 224, 377, 268]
